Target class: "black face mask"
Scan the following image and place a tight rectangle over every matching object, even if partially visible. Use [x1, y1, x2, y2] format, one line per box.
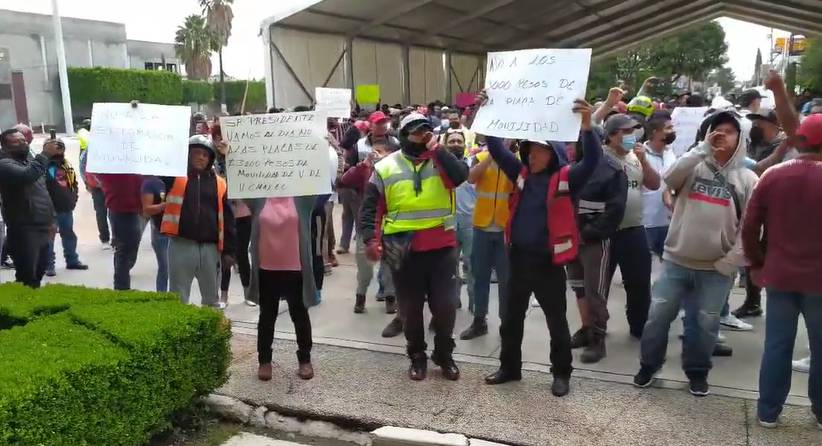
[400, 134, 427, 156]
[448, 146, 465, 159]
[750, 127, 765, 146]
[663, 132, 677, 145]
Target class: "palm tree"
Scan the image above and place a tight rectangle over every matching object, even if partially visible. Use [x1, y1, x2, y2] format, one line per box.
[175, 15, 214, 81]
[201, 0, 234, 106]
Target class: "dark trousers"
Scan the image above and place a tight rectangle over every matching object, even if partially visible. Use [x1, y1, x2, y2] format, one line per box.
[338, 188, 359, 251]
[311, 207, 327, 291]
[6, 225, 50, 288]
[500, 248, 573, 377]
[743, 267, 762, 307]
[257, 269, 312, 364]
[110, 211, 142, 290]
[607, 226, 652, 337]
[392, 247, 458, 359]
[220, 216, 252, 292]
[48, 211, 80, 269]
[90, 187, 110, 243]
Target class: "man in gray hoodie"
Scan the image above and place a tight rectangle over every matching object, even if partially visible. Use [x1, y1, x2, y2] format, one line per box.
[633, 111, 758, 397]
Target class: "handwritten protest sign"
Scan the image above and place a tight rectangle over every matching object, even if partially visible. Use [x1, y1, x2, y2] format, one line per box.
[471, 48, 592, 142]
[220, 111, 332, 199]
[86, 103, 190, 176]
[315, 87, 351, 119]
[355, 84, 380, 105]
[671, 106, 709, 156]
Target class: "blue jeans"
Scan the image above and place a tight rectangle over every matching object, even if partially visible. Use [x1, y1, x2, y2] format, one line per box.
[640, 262, 733, 378]
[757, 289, 822, 422]
[48, 211, 80, 268]
[109, 211, 142, 290]
[150, 222, 170, 292]
[471, 229, 509, 320]
[645, 225, 668, 259]
[456, 217, 474, 309]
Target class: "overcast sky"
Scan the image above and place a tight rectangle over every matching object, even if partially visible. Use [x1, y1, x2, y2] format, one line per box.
[3, 0, 793, 83]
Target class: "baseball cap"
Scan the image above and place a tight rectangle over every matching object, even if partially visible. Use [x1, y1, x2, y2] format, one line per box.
[794, 114, 822, 147]
[738, 89, 764, 106]
[604, 113, 640, 135]
[746, 109, 779, 126]
[399, 112, 432, 134]
[368, 111, 389, 125]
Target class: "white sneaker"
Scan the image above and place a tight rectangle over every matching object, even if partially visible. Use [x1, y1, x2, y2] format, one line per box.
[102, 243, 113, 251]
[758, 418, 778, 429]
[530, 297, 540, 307]
[244, 299, 258, 307]
[720, 314, 753, 331]
[792, 356, 810, 373]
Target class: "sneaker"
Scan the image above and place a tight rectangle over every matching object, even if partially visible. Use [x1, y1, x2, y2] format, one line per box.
[101, 243, 113, 251]
[551, 376, 570, 397]
[792, 356, 810, 373]
[758, 418, 778, 429]
[459, 318, 488, 340]
[353, 294, 366, 314]
[732, 303, 763, 318]
[66, 262, 89, 270]
[530, 297, 540, 308]
[0, 259, 14, 269]
[633, 365, 660, 388]
[409, 353, 427, 381]
[688, 376, 710, 397]
[569, 326, 590, 349]
[45, 267, 56, 277]
[720, 314, 753, 331]
[335, 247, 349, 255]
[712, 343, 733, 357]
[244, 299, 258, 307]
[580, 333, 606, 364]
[717, 332, 727, 343]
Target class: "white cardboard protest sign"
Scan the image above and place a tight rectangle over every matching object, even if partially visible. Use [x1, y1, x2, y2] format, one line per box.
[220, 111, 332, 199]
[671, 106, 709, 156]
[315, 87, 351, 119]
[86, 103, 190, 176]
[471, 48, 592, 142]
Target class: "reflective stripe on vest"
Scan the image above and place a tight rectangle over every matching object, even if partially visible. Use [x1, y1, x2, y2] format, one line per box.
[375, 151, 455, 235]
[473, 150, 514, 228]
[160, 176, 228, 252]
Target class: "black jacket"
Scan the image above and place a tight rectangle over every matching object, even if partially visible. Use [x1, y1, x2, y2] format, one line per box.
[0, 150, 55, 228]
[575, 155, 628, 242]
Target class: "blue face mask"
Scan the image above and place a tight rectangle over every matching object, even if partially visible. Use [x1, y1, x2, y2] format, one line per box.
[621, 134, 637, 151]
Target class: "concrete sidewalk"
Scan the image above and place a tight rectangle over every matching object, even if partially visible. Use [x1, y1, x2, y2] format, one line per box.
[220, 333, 820, 446]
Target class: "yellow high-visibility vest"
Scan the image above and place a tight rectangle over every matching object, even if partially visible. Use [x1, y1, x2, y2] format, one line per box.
[375, 151, 455, 235]
[473, 150, 514, 229]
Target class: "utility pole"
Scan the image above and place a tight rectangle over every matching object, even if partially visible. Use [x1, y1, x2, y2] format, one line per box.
[51, 0, 74, 135]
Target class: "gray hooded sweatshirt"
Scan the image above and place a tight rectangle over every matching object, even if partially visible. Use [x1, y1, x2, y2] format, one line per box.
[663, 112, 759, 275]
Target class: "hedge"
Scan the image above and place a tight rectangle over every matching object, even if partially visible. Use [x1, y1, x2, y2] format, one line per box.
[215, 80, 266, 114]
[68, 67, 183, 117]
[0, 283, 231, 446]
[182, 79, 214, 104]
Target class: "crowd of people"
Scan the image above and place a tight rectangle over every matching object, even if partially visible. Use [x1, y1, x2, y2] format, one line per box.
[0, 69, 820, 431]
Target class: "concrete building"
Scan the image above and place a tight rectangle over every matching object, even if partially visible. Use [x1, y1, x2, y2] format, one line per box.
[0, 9, 180, 131]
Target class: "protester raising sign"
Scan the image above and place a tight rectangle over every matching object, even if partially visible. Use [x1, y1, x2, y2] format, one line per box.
[670, 106, 709, 156]
[471, 48, 592, 142]
[315, 87, 351, 119]
[86, 103, 190, 177]
[220, 111, 332, 199]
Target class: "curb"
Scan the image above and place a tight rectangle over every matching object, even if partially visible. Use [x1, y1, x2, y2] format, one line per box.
[202, 394, 511, 446]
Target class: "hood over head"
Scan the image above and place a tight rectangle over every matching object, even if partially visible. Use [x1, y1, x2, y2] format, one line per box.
[700, 110, 749, 169]
[519, 139, 568, 171]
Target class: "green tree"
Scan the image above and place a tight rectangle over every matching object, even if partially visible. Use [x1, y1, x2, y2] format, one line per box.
[706, 66, 737, 93]
[799, 38, 822, 93]
[200, 0, 234, 105]
[175, 15, 214, 80]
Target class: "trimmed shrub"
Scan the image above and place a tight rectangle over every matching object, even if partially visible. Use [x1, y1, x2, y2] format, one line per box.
[215, 80, 266, 113]
[68, 67, 183, 118]
[182, 79, 214, 104]
[0, 284, 230, 446]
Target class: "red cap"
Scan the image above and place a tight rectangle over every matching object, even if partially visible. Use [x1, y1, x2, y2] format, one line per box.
[353, 120, 370, 132]
[368, 111, 389, 125]
[14, 123, 33, 144]
[796, 114, 822, 147]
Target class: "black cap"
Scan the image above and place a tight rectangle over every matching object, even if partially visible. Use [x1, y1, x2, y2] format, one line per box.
[747, 109, 779, 125]
[738, 89, 764, 107]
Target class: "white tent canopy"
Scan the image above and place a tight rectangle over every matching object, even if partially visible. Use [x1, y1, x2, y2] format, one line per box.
[261, 0, 822, 109]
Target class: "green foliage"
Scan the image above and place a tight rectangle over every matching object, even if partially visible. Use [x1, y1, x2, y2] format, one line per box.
[0, 283, 230, 446]
[706, 67, 737, 94]
[588, 22, 728, 98]
[217, 80, 266, 113]
[183, 80, 215, 104]
[68, 67, 183, 116]
[799, 39, 822, 93]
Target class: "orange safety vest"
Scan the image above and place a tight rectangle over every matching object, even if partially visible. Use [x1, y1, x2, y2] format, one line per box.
[160, 176, 228, 252]
[473, 151, 514, 229]
[505, 165, 579, 265]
